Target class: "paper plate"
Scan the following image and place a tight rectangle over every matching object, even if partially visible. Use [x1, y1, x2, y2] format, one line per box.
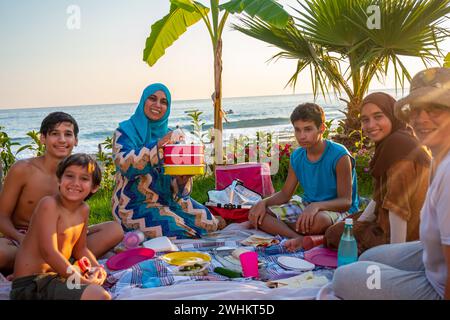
[277, 256, 315, 271]
[304, 247, 338, 268]
[106, 247, 155, 271]
[160, 252, 211, 266]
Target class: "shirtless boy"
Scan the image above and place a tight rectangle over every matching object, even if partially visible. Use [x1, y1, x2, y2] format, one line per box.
[0, 112, 123, 273]
[11, 154, 110, 300]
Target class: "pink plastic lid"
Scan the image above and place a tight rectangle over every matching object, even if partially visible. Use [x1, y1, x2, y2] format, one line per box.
[304, 247, 338, 268]
[106, 247, 155, 271]
[123, 231, 145, 249]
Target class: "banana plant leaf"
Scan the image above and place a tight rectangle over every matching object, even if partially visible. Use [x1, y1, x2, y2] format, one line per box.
[143, 1, 209, 66]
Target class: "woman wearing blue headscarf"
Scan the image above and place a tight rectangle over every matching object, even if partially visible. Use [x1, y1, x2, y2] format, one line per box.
[111, 84, 221, 239]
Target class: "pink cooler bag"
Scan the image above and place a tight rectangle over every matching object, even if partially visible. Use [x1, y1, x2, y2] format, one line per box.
[215, 163, 275, 197]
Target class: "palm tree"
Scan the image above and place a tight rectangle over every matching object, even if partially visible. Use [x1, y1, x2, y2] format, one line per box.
[143, 0, 290, 162]
[233, 0, 450, 148]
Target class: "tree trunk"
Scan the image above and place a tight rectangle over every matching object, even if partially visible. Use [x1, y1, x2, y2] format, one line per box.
[345, 97, 362, 133]
[332, 97, 363, 153]
[213, 38, 223, 164]
[334, 57, 364, 151]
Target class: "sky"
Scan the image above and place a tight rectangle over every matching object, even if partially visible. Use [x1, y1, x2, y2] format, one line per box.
[0, 0, 449, 109]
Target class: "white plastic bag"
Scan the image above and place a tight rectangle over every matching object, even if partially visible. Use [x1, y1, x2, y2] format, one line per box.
[207, 180, 262, 207]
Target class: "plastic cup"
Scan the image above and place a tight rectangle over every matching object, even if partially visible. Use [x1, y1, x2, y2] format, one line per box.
[239, 251, 259, 278]
[303, 235, 325, 251]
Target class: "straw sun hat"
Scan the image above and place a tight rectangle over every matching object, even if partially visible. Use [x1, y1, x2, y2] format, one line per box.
[394, 67, 450, 122]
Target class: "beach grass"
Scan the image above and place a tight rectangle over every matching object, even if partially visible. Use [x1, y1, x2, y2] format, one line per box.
[87, 175, 218, 225]
[87, 174, 372, 225]
[88, 188, 114, 225]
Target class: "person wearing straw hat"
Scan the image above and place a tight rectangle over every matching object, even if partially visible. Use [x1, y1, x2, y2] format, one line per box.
[331, 67, 450, 300]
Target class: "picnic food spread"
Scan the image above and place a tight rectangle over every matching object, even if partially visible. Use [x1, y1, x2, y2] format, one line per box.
[160, 252, 211, 266]
[97, 230, 337, 298]
[241, 234, 280, 247]
[174, 261, 210, 276]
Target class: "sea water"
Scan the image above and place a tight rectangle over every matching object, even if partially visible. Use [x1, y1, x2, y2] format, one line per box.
[0, 90, 401, 158]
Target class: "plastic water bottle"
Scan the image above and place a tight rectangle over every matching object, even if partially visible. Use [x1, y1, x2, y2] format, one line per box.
[337, 218, 358, 267]
[123, 230, 145, 249]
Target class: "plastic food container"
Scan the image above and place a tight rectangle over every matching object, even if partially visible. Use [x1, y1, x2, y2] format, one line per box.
[163, 144, 204, 156]
[163, 165, 205, 175]
[164, 154, 204, 165]
[163, 144, 205, 175]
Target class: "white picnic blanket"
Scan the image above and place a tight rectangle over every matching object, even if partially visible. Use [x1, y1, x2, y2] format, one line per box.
[1, 222, 336, 300]
[109, 222, 334, 300]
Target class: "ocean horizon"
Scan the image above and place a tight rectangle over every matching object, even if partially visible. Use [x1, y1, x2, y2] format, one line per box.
[1, 89, 405, 158]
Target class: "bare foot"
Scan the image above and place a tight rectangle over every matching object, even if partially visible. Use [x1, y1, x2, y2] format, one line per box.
[240, 221, 253, 229]
[215, 216, 227, 230]
[283, 237, 303, 252]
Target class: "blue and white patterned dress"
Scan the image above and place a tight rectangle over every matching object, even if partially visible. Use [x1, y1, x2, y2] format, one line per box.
[111, 84, 219, 239]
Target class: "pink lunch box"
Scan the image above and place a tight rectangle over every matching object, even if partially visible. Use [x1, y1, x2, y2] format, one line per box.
[163, 144, 204, 155]
[163, 144, 205, 165]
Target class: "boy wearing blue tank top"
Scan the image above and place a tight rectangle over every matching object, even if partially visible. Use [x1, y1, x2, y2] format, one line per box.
[248, 103, 359, 250]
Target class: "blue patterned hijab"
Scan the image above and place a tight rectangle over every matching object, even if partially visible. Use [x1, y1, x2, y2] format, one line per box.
[118, 83, 172, 147]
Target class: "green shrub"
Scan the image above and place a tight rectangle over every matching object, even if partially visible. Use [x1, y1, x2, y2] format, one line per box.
[353, 147, 374, 197]
[19, 130, 46, 157]
[96, 136, 116, 193]
[191, 174, 216, 204]
[0, 127, 47, 182]
[0, 126, 19, 177]
[87, 188, 114, 225]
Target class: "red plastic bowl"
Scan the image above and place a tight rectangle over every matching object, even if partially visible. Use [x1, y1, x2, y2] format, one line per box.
[106, 247, 155, 271]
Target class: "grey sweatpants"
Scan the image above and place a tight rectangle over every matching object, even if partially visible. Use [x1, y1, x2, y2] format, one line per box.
[332, 241, 442, 300]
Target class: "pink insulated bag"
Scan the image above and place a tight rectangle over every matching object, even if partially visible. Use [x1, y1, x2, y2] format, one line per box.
[215, 163, 275, 197]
